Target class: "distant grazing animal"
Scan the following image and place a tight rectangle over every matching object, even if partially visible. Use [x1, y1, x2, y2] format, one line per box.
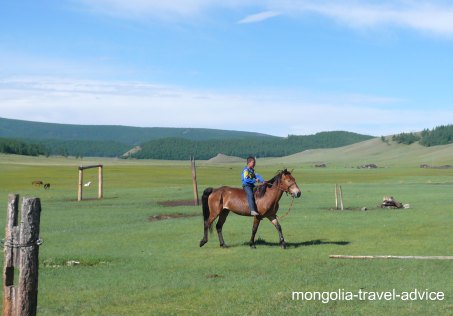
[32, 180, 44, 186]
[44, 183, 51, 190]
[199, 169, 301, 249]
[84, 181, 91, 187]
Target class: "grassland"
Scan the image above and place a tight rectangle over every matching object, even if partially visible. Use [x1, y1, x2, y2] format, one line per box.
[0, 139, 452, 315]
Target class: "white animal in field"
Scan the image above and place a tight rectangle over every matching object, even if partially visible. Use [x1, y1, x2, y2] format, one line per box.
[84, 181, 91, 187]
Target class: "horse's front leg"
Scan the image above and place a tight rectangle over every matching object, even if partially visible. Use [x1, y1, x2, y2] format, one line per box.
[249, 216, 262, 248]
[269, 216, 286, 249]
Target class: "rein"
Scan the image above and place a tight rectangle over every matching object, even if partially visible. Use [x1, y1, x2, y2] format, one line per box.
[277, 196, 295, 220]
[269, 180, 297, 220]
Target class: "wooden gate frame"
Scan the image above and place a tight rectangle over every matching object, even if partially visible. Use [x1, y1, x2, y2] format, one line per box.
[77, 164, 103, 202]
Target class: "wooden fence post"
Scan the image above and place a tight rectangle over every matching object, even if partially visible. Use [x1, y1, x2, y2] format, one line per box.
[191, 157, 199, 206]
[2, 195, 42, 316]
[335, 184, 344, 210]
[335, 184, 338, 210]
[98, 165, 103, 199]
[2, 194, 19, 316]
[78, 168, 83, 202]
[17, 197, 41, 316]
[339, 185, 344, 211]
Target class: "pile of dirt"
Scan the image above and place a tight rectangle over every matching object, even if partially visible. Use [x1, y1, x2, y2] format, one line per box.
[157, 200, 198, 207]
[148, 213, 199, 221]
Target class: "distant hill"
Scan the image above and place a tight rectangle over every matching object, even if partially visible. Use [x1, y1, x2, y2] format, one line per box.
[269, 137, 453, 167]
[0, 117, 373, 159]
[0, 117, 275, 145]
[208, 153, 244, 163]
[131, 132, 374, 160]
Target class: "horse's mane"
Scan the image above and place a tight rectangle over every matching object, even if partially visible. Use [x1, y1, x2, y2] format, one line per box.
[256, 169, 291, 198]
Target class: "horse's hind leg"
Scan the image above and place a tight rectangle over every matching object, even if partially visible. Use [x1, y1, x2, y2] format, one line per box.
[200, 205, 221, 247]
[269, 216, 286, 249]
[200, 220, 209, 247]
[249, 216, 262, 249]
[216, 209, 229, 248]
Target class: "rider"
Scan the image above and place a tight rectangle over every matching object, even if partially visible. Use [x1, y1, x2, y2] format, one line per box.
[242, 156, 264, 216]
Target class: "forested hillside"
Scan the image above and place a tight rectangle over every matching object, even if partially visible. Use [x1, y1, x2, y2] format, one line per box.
[420, 125, 453, 146]
[390, 125, 453, 146]
[32, 139, 130, 158]
[0, 117, 273, 144]
[3, 116, 452, 159]
[0, 137, 48, 156]
[131, 132, 373, 160]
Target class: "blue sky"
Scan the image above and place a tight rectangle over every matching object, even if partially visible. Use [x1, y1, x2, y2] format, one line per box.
[1, 0, 453, 137]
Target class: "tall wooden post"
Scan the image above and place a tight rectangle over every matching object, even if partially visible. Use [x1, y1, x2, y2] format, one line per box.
[98, 165, 103, 199]
[191, 156, 199, 206]
[78, 168, 83, 202]
[17, 198, 41, 316]
[335, 184, 338, 210]
[335, 184, 344, 210]
[3, 194, 19, 316]
[2, 195, 42, 316]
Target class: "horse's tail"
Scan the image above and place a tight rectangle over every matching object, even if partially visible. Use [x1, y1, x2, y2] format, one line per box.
[202, 187, 214, 232]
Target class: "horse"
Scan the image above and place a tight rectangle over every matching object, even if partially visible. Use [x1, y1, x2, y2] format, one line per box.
[199, 169, 301, 249]
[44, 183, 50, 190]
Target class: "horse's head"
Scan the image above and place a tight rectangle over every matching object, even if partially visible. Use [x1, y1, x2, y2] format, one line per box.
[278, 169, 301, 198]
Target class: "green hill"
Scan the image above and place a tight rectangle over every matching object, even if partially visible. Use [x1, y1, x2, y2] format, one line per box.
[0, 117, 275, 145]
[0, 117, 373, 159]
[131, 131, 373, 160]
[266, 137, 453, 167]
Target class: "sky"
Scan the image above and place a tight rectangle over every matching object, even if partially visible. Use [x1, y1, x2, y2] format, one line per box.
[1, 0, 453, 137]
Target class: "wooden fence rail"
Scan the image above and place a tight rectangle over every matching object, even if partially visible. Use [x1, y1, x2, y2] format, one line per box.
[329, 255, 453, 260]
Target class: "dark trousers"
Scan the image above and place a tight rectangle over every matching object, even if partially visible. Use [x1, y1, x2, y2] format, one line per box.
[243, 185, 257, 213]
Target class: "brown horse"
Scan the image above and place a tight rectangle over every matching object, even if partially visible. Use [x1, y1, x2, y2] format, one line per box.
[199, 169, 301, 249]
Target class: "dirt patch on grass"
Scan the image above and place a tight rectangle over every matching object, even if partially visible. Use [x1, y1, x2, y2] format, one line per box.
[157, 199, 198, 207]
[42, 258, 110, 268]
[148, 213, 199, 221]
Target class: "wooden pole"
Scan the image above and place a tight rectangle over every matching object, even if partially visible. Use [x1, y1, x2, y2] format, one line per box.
[2, 194, 19, 316]
[335, 184, 339, 210]
[339, 185, 344, 211]
[17, 197, 41, 316]
[191, 157, 199, 206]
[77, 168, 83, 202]
[329, 255, 453, 260]
[3, 196, 42, 316]
[98, 165, 103, 199]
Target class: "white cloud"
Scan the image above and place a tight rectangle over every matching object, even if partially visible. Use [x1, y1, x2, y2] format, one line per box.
[76, 0, 258, 21]
[75, 0, 453, 36]
[238, 11, 281, 24]
[1, 76, 450, 137]
[285, 1, 453, 36]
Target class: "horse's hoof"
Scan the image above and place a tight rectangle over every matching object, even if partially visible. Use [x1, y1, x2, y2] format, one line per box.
[220, 244, 229, 248]
[250, 243, 256, 249]
[199, 240, 207, 247]
[280, 242, 287, 249]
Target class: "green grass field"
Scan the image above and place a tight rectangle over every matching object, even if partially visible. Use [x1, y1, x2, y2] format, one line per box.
[0, 150, 452, 315]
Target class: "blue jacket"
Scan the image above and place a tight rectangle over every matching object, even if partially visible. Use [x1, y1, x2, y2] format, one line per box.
[242, 166, 264, 187]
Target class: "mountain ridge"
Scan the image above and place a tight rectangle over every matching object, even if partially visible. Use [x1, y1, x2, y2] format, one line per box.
[0, 116, 374, 159]
[0, 117, 276, 145]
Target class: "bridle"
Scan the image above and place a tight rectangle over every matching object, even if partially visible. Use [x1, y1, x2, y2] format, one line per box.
[267, 176, 299, 220]
[263, 175, 297, 195]
[276, 179, 298, 195]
